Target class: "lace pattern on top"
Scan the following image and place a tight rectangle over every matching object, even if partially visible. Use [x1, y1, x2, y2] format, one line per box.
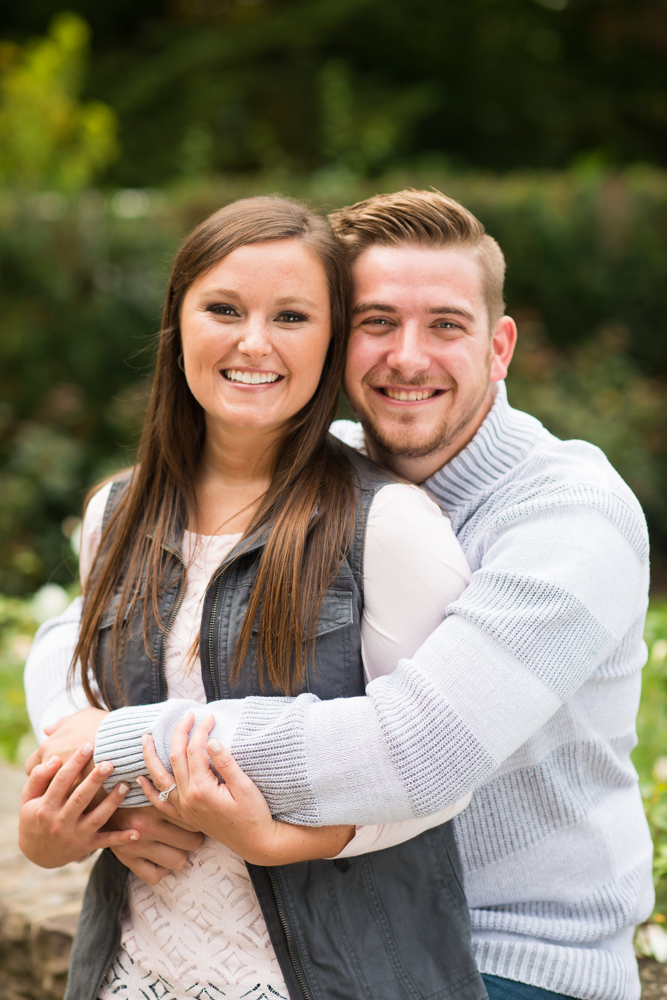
[99, 530, 288, 1000]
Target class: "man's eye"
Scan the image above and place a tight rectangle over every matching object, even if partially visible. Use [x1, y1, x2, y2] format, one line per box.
[435, 321, 459, 330]
[207, 303, 238, 316]
[276, 311, 309, 323]
[364, 317, 391, 326]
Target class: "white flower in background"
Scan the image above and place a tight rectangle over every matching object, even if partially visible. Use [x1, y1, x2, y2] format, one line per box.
[31, 583, 69, 624]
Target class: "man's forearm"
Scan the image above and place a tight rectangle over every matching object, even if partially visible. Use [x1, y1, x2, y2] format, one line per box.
[28, 503, 648, 828]
[24, 597, 88, 741]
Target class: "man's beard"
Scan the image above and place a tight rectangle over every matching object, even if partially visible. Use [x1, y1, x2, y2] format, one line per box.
[356, 372, 490, 460]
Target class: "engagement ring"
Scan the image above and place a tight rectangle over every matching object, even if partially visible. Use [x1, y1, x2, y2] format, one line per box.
[158, 782, 178, 802]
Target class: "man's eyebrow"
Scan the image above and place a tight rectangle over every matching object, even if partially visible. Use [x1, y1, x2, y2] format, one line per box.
[352, 302, 398, 316]
[427, 306, 475, 322]
[352, 302, 476, 322]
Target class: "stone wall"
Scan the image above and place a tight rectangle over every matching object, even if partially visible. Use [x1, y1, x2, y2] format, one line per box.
[0, 763, 95, 1000]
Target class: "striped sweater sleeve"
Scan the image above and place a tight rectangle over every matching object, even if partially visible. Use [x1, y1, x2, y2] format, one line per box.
[94, 482, 648, 824]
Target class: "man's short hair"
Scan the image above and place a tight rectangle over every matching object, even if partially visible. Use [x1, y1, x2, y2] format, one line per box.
[329, 189, 506, 327]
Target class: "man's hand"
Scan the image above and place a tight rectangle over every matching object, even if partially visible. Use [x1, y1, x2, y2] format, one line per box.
[25, 707, 108, 775]
[107, 806, 205, 885]
[19, 742, 138, 868]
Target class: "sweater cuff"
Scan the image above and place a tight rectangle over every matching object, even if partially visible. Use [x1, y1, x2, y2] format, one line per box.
[95, 703, 165, 807]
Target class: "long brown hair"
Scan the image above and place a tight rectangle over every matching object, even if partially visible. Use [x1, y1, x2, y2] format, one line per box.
[74, 196, 357, 704]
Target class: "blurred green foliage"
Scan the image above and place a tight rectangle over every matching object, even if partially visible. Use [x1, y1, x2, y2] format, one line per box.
[0, 594, 38, 761]
[2, 1, 667, 186]
[0, 13, 117, 190]
[634, 605, 667, 919]
[2, 167, 667, 592]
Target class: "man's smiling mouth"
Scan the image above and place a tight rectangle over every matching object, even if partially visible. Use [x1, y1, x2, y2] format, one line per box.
[223, 369, 283, 385]
[378, 387, 444, 402]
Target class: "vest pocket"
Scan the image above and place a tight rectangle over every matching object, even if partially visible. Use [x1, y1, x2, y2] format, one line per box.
[249, 588, 354, 637]
[312, 589, 354, 636]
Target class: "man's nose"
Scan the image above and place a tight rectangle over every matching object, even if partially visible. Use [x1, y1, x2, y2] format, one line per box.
[385, 324, 432, 378]
[237, 317, 272, 358]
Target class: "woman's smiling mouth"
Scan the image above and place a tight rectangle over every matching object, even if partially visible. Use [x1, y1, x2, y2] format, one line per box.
[222, 369, 284, 385]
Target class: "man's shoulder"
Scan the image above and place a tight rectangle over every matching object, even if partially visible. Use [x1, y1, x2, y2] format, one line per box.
[489, 425, 648, 557]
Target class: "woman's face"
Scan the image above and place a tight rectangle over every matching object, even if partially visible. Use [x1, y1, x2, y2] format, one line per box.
[180, 239, 331, 437]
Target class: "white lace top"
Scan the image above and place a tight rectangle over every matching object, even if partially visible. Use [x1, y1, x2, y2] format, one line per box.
[78, 481, 472, 1000]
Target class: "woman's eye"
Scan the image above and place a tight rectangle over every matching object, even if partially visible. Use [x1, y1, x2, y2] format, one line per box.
[276, 311, 309, 323]
[207, 303, 238, 316]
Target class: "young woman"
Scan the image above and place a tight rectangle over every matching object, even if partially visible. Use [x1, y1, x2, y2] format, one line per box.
[20, 196, 485, 1000]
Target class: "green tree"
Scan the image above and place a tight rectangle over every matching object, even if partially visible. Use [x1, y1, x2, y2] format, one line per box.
[0, 12, 118, 190]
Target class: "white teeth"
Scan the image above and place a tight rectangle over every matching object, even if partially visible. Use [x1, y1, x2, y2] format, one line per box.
[384, 388, 436, 402]
[224, 369, 280, 384]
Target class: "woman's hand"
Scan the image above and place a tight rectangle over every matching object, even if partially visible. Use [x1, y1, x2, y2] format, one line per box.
[139, 713, 355, 866]
[107, 806, 205, 885]
[19, 741, 139, 868]
[25, 707, 108, 775]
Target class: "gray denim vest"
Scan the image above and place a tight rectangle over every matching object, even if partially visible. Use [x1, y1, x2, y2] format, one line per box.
[65, 447, 487, 1000]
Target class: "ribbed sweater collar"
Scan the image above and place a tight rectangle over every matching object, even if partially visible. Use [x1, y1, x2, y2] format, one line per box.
[424, 382, 543, 505]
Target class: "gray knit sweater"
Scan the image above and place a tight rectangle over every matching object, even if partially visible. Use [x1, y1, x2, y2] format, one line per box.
[27, 384, 653, 1000]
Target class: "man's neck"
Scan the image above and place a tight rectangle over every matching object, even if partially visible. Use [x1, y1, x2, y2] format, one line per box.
[366, 385, 497, 485]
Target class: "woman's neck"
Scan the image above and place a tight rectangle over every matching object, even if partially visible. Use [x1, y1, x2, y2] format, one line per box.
[192, 421, 283, 536]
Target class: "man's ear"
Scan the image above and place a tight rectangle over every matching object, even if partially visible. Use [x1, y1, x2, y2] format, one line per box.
[490, 316, 517, 383]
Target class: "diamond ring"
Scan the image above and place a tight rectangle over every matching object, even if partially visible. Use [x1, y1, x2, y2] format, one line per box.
[158, 782, 178, 802]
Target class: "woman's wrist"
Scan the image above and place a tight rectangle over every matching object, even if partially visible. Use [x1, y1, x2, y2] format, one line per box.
[238, 820, 356, 866]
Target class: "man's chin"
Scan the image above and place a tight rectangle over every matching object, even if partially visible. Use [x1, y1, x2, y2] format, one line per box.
[361, 419, 452, 460]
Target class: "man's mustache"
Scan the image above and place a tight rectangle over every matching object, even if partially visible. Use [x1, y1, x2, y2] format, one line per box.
[363, 371, 455, 390]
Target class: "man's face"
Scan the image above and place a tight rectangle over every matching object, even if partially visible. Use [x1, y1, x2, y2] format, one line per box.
[344, 244, 515, 473]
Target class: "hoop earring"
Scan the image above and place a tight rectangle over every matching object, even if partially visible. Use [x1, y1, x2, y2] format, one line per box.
[178, 353, 185, 372]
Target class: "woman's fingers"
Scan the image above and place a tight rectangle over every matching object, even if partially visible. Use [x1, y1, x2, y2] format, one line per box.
[169, 712, 195, 789]
[111, 848, 170, 886]
[92, 826, 141, 852]
[61, 760, 117, 822]
[190, 715, 216, 749]
[142, 733, 175, 789]
[137, 775, 181, 820]
[20, 755, 61, 805]
[42, 742, 95, 809]
[187, 716, 217, 784]
[206, 740, 249, 800]
[84, 779, 133, 830]
[43, 715, 66, 737]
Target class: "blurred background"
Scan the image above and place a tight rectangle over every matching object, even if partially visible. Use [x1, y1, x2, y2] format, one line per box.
[2, 0, 667, 932]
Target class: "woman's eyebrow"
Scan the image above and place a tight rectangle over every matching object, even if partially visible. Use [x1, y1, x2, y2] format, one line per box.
[200, 286, 239, 298]
[274, 295, 320, 308]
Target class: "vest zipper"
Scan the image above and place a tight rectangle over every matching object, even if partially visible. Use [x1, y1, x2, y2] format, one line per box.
[93, 869, 128, 999]
[207, 576, 222, 700]
[266, 867, 311, 1000]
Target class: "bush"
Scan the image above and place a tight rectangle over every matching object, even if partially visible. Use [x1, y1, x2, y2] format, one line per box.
[1, 167, 667, 592]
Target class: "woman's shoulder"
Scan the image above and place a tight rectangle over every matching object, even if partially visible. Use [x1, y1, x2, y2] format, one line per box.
[84, 480, 115, 532]
[366, 483, 471, 582]
[370, 482, 446, 520]
[79, 471, 133, 585]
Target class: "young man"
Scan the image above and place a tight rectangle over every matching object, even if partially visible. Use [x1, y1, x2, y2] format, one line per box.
[23, 191, 652, 1000]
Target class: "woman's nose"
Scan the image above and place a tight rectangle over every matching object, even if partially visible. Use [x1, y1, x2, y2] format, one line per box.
[237, 318, 272, 358]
